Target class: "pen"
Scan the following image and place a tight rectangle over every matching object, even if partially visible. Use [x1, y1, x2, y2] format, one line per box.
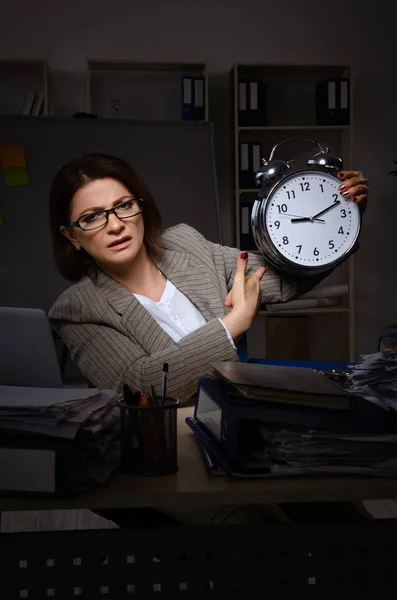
[161, 362, 168, 405]
[149, 384, 158, 405]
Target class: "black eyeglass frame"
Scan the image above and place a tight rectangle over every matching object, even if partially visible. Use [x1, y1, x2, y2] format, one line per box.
[67, 198, 144, 231]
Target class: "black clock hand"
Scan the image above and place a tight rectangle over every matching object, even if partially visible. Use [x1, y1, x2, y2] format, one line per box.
[310, 200, 341, 220]
[281, 213, 325, 223]
[291, 201, 340, 223]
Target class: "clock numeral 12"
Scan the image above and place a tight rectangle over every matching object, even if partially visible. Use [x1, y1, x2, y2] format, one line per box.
[300, 182, 310, 191]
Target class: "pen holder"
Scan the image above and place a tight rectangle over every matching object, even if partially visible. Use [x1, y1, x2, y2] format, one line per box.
[119, 398, 179, 476]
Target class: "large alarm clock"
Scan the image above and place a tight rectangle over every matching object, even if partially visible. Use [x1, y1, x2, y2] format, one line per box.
[251, 138, 361, 275]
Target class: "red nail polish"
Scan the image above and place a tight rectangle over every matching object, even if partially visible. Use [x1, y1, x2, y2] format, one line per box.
[339, 184, 346, 191]
[240, 251, 248, 260]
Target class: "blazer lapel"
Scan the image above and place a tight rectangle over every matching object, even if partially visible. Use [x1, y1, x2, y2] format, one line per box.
[156, 251, 226, 322]
[93, 270, 173, 355]
[91, 246, 226, 354]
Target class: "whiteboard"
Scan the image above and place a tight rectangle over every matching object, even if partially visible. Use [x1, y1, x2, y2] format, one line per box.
[0, 116, 221, 310]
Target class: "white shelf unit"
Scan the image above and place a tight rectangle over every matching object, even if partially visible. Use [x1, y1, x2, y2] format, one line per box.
[0, 59, 48, 116]
[86, 60, 208, 121]
[232, 63, 355, 361]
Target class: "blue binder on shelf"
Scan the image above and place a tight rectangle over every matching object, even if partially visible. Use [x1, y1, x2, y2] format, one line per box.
[182, 76, 206, 121]
[238, 80, 267, 126]
[315, 78, 350, 125]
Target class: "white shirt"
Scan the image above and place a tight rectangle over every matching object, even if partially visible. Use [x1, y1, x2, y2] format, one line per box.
[133, 279, 236, 348]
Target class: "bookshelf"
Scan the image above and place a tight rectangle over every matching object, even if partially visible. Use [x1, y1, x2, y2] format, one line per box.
[232, 63, 355, 361]
[0, 59, 48, 116]
[86, 60, 208, 121]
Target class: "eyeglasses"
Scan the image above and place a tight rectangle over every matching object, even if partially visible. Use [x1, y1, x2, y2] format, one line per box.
[68, 198, 144, 231]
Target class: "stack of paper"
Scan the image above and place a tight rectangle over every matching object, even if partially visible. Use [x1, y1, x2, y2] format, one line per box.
[253, 425, 397, 476]
[348, 348, 397, 411]
[0, 386, 122, 496]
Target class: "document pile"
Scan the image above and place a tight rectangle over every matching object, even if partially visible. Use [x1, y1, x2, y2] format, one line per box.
[0, 386, 122, 497]
[254, 425, 397, 476]
[348, 347, 397, 411]
[194, 362, 397, 478]
[248, 351, 397, 477]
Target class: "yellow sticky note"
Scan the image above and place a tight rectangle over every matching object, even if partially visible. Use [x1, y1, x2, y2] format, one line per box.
[4, 167, 29, 187]
[0, 145, 26, 168]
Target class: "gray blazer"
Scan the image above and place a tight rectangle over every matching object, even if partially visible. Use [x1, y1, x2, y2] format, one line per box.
[49, 223, 324, 402]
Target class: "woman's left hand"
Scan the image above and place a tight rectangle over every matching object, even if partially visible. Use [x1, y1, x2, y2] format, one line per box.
[338, 170, 369, 204]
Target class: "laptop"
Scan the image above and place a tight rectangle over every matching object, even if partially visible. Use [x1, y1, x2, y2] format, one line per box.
[0, 306, 64, 387]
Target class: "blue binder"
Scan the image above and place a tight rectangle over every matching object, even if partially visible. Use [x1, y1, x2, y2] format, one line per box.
[181, 77, 206, 121]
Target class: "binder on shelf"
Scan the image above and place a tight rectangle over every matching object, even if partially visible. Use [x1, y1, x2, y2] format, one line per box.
[193, 77, 205, 120]
[182, 76, 206, 121]
[239, 202, 256, 251]
[315, 78, 350, 125]
[238, 80, 267, 126]
[181, 77, 193, 120]
[238, 142, 261, 189]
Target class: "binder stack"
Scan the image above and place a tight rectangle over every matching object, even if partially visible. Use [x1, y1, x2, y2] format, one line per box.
[238, 80, 267, 126]
[0, 386, 121, 497]
[181, 76, 205, 121]
[238, 141, 261, 189]
[239, 203, 256, 251]
[315, 78, 350, 125]
[189, 362, 397, 478]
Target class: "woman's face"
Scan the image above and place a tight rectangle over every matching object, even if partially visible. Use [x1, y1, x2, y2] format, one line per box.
[61, 177, 145, 272]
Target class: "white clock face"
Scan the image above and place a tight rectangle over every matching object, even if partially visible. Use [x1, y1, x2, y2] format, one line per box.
[264, 170, 361, 268]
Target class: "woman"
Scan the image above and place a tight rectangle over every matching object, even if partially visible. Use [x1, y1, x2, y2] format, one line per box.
[48, 153, 368, 402]
[48, 153, 369, 527]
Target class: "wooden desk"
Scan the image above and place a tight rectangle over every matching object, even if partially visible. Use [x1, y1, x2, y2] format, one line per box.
[1, 407, 397, 511]
[3, 407, 397, 600]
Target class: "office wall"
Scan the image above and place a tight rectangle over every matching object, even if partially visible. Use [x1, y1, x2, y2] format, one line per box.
[0, 0, 396, 355]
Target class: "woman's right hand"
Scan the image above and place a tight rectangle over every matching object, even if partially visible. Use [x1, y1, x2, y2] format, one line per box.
[222, 251, 266, 341]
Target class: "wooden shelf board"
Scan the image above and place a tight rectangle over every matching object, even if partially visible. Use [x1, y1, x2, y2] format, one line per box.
[87, 60, 207, 73]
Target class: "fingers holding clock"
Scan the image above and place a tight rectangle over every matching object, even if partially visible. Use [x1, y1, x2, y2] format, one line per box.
[338, 170, 369, 204]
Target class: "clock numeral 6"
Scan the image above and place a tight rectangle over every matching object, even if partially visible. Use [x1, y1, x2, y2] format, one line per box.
[313, 247, 319, 256]
[329, 240, 335, 249]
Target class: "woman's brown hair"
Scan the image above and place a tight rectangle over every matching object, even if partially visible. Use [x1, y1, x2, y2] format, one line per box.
[49, 153, 163, 281]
